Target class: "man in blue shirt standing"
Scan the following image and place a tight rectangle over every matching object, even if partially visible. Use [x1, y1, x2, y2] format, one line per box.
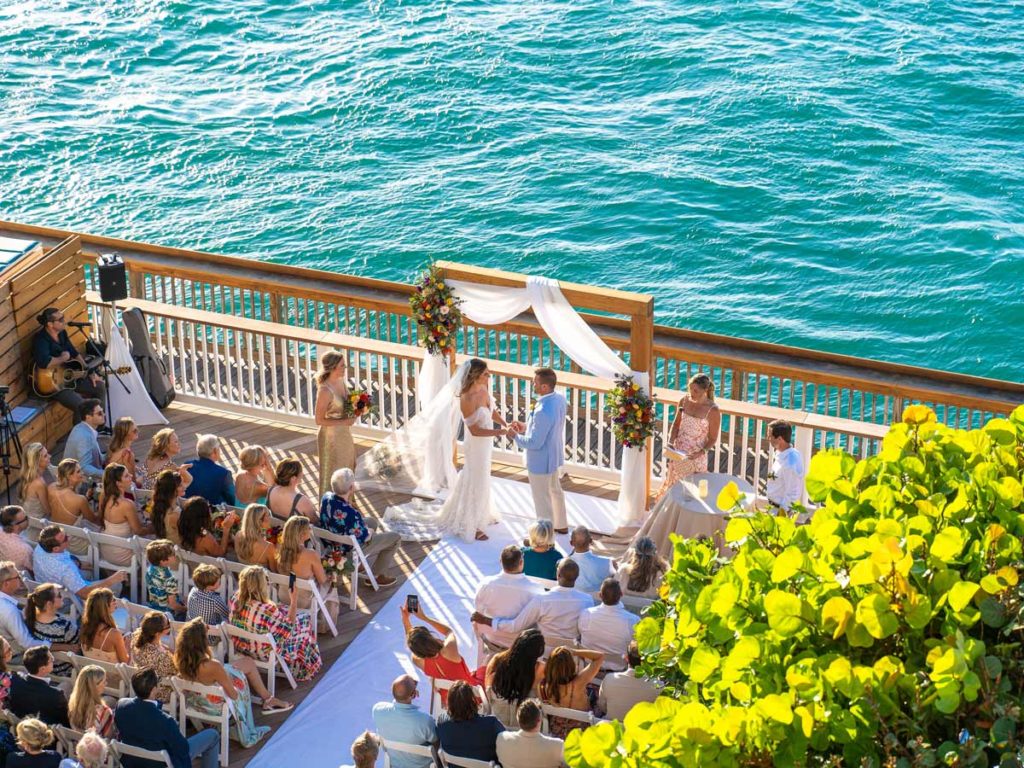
[372, 674, 438, 768]
[185, 435, 237, 507]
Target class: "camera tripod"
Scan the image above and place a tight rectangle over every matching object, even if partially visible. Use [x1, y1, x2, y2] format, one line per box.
[0, 389, 22, 505]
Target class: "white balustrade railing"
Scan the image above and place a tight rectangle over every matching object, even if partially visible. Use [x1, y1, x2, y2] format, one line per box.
[89, 295, 887, 495]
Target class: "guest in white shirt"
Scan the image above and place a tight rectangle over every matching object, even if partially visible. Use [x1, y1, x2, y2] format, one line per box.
[597, 641, 659, 720]
[472, 559, 594, 651]
[0, 561, 47, 654]
[474, 546, 545, 652]
[495, 699, 564, 768]
[759, 420, 805, 513]
[32, 525, 126, 600]
[578, 579, 639, 671]
[567, 527, 613, 594]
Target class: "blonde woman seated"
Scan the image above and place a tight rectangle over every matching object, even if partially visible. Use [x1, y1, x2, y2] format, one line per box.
[80, 589, 129, 664]
[98, 464, 152, 566]
[275, 516, 339, 632]
[538, 646, 604, 739]
[229, 565, 322, 682]
[175, 618, 291, 744]
[266, 459, 317, 523]
[178, 497, 238, 558]
[47, 460, 102, 554]
[521, 520, 565, 581]
[140, 428, 192, 491]
[233, 446, 275, 506]
[615, 536, 668, 599]
[67, 665, 115, 737]
[130, 611, 177, 704]
[233, 504, 279, 570]
[149, 469, 184, 546]
[105, 416, 141, 482]
[18, 443, 52, 520]
[10, 718, 61, 767]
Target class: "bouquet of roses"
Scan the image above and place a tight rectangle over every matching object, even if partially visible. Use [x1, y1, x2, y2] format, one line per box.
[210, 504, 241, 543]
[604, 374, 656, 448]
[342, 388, 376, 418]
[409, 264, 463, 355]
[321, 549, 347, 584]
[266, 525, 283, 545]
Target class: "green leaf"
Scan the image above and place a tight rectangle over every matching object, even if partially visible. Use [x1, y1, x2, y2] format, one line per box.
[984, 418, 1017, 445]
[979, 596, 1007, 628]
[856, 593, 899, 639]
[689, 646, 721, 683]
[634, 617, 661, 654]
[806, 450, 854, 502]
[821, 596, 854, 639]
[991, 716, 1015, 747]
[948, 581, 979, 612]
[764, 590, 809, 637]
[771, 547, 806, 583]
[930, 527, 964, 562]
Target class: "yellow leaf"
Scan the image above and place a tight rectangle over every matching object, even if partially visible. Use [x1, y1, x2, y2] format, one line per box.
[821, 596, 854, 639]
[848, 558, 882, 587]
[902, 404, 936, 425]
[717, 481, 744, 511]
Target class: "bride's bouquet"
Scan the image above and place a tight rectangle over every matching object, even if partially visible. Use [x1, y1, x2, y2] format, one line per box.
[605, 374, 656, 448]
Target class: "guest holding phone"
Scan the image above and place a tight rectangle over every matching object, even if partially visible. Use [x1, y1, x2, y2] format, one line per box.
[401, 600, 480, 706]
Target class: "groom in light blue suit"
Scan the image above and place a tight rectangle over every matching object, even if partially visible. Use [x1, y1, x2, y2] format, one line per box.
[512, 368, 568, 533]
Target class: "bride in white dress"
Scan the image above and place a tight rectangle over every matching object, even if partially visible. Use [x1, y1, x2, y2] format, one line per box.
[360, 358, 511, 543]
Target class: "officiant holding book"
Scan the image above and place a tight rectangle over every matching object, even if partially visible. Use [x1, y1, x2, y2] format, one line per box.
[510, 368, 568, 533]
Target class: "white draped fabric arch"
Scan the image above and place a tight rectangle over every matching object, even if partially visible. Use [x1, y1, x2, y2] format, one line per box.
[416, 275, 647, 525]
[101, 315, 169, 427]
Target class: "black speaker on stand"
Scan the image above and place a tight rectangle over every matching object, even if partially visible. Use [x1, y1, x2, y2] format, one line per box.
[98, 253, 129, 303]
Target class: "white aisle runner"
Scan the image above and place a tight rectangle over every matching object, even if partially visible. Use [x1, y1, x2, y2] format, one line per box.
[248, 480, 620, 768]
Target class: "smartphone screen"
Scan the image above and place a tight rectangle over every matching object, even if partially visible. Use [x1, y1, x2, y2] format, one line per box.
[289, 572, 296, 590]
[406, 594, 419, 613]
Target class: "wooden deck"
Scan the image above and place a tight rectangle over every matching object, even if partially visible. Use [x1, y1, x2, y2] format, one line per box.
[100, 401, 620, 766]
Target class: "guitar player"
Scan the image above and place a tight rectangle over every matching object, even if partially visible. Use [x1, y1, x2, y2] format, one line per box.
[32, 306, 108, 428]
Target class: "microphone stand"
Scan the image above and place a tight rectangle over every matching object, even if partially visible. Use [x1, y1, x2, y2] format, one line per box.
[70, 316, 132, 422]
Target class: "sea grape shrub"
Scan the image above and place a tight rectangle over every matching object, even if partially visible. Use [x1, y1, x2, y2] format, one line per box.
[566, 405, 1024, 768]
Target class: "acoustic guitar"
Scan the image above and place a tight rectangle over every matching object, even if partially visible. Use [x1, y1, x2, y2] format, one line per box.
[31, 359, 95, 398]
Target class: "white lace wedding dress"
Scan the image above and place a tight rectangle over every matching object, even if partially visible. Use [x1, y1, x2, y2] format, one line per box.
[381, 394, 500, 542]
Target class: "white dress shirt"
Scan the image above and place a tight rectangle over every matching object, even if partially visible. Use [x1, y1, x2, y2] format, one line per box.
[493, 586, 595, 646]
[0, 591, 48, 653]
[475, 571, 545, 648]
[765, 446, 805, 511]
[597, 668, 660, 720]
[569, 550, 613, 594]
[578, 602, 639, 670]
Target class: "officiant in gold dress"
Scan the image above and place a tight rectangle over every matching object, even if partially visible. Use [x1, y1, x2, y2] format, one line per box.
[315, 350, 357, 495]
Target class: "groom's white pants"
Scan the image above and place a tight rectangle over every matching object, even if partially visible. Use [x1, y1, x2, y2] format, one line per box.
[528, 471, 567, 530]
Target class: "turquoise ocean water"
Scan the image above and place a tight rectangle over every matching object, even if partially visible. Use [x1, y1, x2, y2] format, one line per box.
[1, 0, 1022, 380]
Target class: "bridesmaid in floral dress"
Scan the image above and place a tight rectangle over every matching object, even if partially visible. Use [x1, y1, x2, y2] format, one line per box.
[656, 373, 721, 500]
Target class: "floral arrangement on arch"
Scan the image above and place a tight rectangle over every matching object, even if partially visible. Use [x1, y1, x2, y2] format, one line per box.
[409, 264, 463, 355]
[605, 374, 656, 448]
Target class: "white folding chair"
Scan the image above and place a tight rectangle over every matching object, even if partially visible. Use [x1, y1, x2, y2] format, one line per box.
[25, 516, 48, 543]
[49, 651, 77, 689]
[53, 725, 86, 759]
[264, 570, 337, 636]
[171, 676, 233, 768]
[429, 677, 490, 717]
[218, 558, 249, 601]
[526, 575, 559, 591]
[621, 594, 655, 616]
[380, 737, 440, 768]
[312, 525, 379, 610]
[540, 633, 580, 661]
[120, 598, 169, 635]
[111, 739, 175, 767]
[87, 530, 140, 603]
[62, 523, 98, 576]
[438, 749, 499, 768]
[221, 621, 296, 697]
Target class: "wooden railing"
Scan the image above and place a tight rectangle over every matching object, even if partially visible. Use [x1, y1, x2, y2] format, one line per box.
[87, 294, 888, 495]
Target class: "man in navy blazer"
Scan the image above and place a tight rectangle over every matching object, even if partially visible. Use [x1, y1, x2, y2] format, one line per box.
[8, 646, 69, 726]
[114, 669, 220, 768]
[184, 435, 236, 507]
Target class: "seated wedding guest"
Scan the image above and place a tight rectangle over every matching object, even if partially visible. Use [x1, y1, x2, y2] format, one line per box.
[9, 646, 69, 726]
[484, 628, 546, 728]
[0, 506, 35, 574]
[47, 460, 102, 546]
[64, 400, 106, 482]
[58, 730, 109, 768]
[185, 435, 237, 508]
[173, 619, 273, 748]
[401, 603, 477, 704]
[472, 558, 594, 652]
[186, 564, 229, 626]
[568, 526, 614, 594]
[115, 668, 221, 768]
[521, 520, 565, 581]
[760, 420, 806, 513]
[7, 717, 61, 768]
[79, 589, 129, 664]
[578, 579, 639, 671]
[495, 699, 564, 768]
[267, 459, 317, 523]
[539, 646, 604, 738]
[0, 563, 45, 654]
[320, 468, 400, 587]
[233, 504, 278, 570]
[148, 469, 184, 546]
[371, 674, 437, 768]
[178, 497, 238, 558]
[24, 584, 80, 668]
[98, 464, 153, 566]
[33, 526, 127, 601]
[437, 680, 504, 762]
[474, 545, 544, 651]
[145, 539, 185, 619]
[339, 730, 381, 768]
[276, 516, 339, 632]
[0, 637, 12, 708]
[67, 665, 115, 737]
[597, 641, 659, 720]
[229, 565, 322, 682]
[233, 446, 275, 506]
[105, 416, 140, 482]
[18, 444, 52, 520]
[616, 537, 668, 599]
[130, 611, 176, 704]
[140, 428, 192, 491]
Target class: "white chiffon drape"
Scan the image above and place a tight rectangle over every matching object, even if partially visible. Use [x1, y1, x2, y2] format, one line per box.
[101, 311, 169, 427]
